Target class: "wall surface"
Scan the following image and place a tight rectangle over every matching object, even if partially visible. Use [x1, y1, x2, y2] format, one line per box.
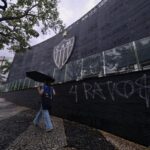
[7, 0, 150, 82]
[2, 70, 150, 146]
[4, 0, 150, 146]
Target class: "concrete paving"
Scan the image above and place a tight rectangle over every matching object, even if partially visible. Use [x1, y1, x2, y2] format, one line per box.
[0, 98, 28, 121]
[0, 98, 148, 150]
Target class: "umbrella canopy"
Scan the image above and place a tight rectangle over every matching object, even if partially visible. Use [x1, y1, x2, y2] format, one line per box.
[26, 71, 55, 83]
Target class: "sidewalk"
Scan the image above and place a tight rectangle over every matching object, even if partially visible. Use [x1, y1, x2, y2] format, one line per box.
[0, 98, 148, 150]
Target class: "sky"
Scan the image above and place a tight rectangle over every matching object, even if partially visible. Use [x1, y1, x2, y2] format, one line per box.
[0, 0, 101, 58]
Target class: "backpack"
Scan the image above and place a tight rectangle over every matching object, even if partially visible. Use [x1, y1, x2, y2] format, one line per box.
[43, 85, 52, 99]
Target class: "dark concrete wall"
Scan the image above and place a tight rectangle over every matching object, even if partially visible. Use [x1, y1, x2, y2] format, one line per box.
[2, 70, 150, 146]
[8, 0, 150, 82]
[4, 0, 150, 146]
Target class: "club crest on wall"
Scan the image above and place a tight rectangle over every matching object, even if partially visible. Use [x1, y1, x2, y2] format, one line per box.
[53, 37, 75, 69]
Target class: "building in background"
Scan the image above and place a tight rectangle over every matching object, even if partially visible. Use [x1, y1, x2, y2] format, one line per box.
[1, 0, 150, 146]
[6, 0, 150, 85]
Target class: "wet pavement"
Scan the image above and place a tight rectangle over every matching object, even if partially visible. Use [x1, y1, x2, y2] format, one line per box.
[0, 98, 148, 150]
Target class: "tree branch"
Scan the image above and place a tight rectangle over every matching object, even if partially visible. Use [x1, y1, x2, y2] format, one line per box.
[0, 0, 7, 11]
[0, 31, 9, 36]
[0, 3, 38, 22]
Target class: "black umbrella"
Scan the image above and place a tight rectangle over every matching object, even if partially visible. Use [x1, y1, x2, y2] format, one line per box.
[26, 71, 55, 83]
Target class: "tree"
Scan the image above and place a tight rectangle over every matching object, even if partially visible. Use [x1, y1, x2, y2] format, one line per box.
[0, 58, 11, 82]
[0, 59, 11, 74]
[0, 68, 6, 83]
[0, 71, 6, 82]
[0, 0, 64, 52]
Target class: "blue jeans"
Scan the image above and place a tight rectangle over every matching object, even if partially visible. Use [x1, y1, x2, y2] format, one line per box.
[33, 106, 53, 130]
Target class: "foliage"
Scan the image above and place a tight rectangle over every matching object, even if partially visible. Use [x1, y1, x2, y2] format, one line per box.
[0, 59, 11, 74]
[0, 0, 64, 52]
[0, 71, 6, 82]
[0, 59, 11, 82]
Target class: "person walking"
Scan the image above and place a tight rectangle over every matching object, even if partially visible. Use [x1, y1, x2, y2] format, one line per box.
[33, 82, 56, 132]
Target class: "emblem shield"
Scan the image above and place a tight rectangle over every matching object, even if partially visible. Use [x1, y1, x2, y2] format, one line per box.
[53, 37, 75, 69]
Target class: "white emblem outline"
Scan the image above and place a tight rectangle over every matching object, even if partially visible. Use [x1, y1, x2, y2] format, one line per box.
[53, 37, 75, 69]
